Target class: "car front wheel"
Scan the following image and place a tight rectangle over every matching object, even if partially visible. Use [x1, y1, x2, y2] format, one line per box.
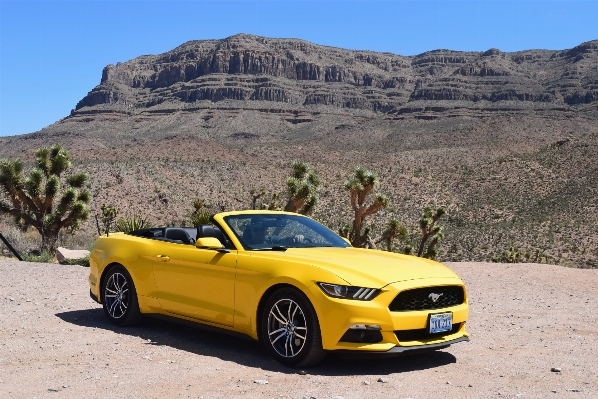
[102, 264, 142, 326]
[261, 287, 326, 367]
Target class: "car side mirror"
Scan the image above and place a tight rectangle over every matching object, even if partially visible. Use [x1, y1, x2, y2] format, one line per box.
[341, 237, 352, 246]
[195, 237, 229, 253]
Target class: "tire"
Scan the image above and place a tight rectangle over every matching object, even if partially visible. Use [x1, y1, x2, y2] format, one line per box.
[261, 287, 326, 367]
[101, 264, 143, 326]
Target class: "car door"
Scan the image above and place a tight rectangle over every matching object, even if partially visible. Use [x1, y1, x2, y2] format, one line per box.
[150, 240, 236, 326]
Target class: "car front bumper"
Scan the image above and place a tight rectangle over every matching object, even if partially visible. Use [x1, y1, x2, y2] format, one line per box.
[332, 336, 470, 357]
[307, 277, 470, 352]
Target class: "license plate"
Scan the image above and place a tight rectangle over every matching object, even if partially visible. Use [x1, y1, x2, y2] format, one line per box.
[429, 312, 453, 334]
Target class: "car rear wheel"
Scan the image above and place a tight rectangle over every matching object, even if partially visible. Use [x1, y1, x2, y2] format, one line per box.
[102, 264, 142, 326]
[261, 287, 326, 367]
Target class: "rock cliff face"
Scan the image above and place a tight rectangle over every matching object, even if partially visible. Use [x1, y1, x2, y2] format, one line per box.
[74, 34, 598, 116]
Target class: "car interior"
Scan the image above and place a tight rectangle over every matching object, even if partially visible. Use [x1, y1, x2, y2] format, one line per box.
[126, 224, 232, 248]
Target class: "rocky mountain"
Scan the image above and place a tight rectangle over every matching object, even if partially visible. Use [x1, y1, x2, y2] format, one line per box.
[1, 34, 597, 268]
[74, 34, 598, 118]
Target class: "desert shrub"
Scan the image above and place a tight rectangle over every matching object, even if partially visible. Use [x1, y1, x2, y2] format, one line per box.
[56, 228, 97, 251]
[116, 213, 151, 232]
[188, 199, 212, 226]
[0, 220, 40, 257]
[492, 246, 546, 263]
[21, 250, 55, 263]
[492, 245, 522, 263]
[59, 255, 90, 267]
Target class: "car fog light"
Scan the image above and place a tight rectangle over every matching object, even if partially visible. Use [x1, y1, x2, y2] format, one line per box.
[340, 325, 383, 343]
[349, 324, 382, 330]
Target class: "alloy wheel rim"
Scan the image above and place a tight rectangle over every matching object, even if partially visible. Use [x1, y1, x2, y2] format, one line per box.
[267, 298, 307, 358]
[104, 272, 129, 319]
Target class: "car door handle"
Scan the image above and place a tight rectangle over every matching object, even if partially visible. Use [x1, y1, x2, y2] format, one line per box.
[156, 255, 170, 262]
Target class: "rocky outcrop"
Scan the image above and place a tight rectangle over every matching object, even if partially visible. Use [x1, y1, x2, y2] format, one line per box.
[73, 35, 598, 115]
[56, 247, 90, 262]
[76, 88, 121, 109]
[565, 90, 598, 104]
[453, 67, 509, 77]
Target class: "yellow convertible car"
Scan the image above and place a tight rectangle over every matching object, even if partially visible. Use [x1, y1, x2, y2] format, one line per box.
[89, 210, 469, 366]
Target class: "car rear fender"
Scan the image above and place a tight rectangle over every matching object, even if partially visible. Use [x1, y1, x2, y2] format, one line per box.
[91, 234, 157, 300]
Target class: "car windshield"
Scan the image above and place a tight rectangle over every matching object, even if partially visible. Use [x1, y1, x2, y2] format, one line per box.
[223, 214, 350, 250]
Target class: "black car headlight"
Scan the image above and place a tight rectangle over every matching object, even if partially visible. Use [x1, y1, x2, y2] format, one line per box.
[317, 282, 381, 301]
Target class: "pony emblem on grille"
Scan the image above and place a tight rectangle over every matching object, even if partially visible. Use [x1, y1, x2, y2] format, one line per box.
[429, 292, 443, 302]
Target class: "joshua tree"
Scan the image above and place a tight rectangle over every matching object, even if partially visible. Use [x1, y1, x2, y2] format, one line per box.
[338, 224, 350, 239]
[492, 245, 518, 263]
[283, 160, 320, 215]
[262, 192, 282, 211]
[249, 188, 266, 210]
[416, 206, 446, 259]
[402, 243, 414, 255]
[343, 166, 389, 248]
[531, 248, 544, 263]
[13, 215, 30, 232]
[375, 218, 408, 252]
[497, 247, 550, 264]
[97, 203, 119, 236]
[0, 145, 90, 253]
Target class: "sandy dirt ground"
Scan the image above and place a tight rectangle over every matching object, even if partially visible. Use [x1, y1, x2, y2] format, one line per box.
[0, 260, 597, 399]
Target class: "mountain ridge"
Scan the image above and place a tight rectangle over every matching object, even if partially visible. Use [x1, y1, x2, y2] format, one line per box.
[73, 34, 598, 117]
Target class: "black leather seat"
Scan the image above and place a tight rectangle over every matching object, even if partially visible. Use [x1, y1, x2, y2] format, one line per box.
[197, 224, 226, 246]
[182, 227, 198, 243]
[164, 228, 193, 244]
[242, 226, 254, 245]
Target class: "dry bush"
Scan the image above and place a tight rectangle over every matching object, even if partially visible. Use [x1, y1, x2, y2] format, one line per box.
[0, 218, 41, 257]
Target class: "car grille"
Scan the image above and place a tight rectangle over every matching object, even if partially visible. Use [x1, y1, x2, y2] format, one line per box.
[388, 285, 464, 312]
[395, 323, 462, 342]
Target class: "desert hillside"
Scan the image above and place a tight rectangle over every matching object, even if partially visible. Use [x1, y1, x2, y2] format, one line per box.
[1, 34, 597, 266]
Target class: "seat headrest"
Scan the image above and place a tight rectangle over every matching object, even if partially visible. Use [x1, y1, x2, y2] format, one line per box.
[164, 228, 193, 244]
[197, 224, 226, 244]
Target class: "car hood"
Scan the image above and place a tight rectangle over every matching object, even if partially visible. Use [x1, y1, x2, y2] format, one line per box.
[248, 247, 460, 287]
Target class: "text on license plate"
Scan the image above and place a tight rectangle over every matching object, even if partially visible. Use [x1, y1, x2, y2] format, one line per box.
[429, 312, 453, 334]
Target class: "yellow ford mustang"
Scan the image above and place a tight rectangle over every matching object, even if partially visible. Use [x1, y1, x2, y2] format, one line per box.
[89, 210, 469, 366]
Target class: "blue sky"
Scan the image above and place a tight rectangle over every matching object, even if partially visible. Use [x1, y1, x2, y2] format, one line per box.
[1, 0, 597, 137]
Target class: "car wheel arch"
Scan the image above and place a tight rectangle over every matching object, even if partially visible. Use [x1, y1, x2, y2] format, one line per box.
[99, 262, 125, 303]
[256, 283, 319, 343]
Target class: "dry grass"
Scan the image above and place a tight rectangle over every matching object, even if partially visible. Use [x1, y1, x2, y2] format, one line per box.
[0, 217, 96, 261]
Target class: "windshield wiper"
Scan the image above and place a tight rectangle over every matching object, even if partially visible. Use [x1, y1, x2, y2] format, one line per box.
[252, 245, 288, 252]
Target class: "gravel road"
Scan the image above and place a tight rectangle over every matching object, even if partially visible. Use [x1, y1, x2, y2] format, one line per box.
[1, 260, 597, 399]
